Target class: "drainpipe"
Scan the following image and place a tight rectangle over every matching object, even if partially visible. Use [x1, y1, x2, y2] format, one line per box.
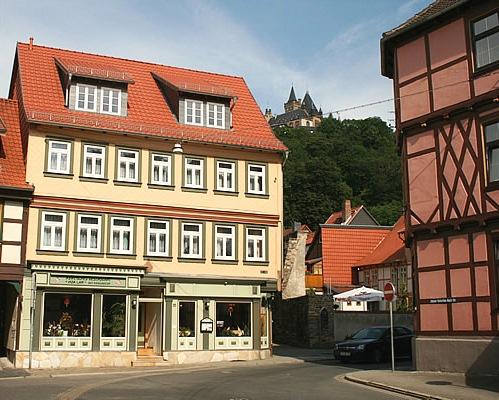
[65, 74, 72, 107]
[28, 272, 37, 369]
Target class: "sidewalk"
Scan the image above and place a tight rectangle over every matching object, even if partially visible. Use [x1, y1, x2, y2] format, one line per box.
[345, 370, 499, 400]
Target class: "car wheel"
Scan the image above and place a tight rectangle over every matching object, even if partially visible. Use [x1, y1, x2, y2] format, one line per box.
[371, 349, 383, 363]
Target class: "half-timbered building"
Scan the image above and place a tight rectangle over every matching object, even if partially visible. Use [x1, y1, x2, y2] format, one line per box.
[381, 0, 499, 373]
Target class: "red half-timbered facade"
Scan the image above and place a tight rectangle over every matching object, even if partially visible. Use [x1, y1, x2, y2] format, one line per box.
[381, 0, 499, 373]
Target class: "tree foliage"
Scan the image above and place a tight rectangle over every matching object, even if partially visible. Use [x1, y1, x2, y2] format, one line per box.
[276, 117, 402, 229]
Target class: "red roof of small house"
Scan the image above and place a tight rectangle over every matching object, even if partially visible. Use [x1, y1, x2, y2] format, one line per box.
[0, 99, 30, 188]
[354, 216, 407, 268]
[283, 224, 315, 245]
[321, 226, 390, 286]
[12, 42, 287, 152]
[325, 206, 361, 224]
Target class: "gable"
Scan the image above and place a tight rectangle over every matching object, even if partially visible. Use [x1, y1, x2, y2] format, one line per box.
[350, 207, 379, 226]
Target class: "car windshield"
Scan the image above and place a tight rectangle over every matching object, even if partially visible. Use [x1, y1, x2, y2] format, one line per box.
[351, 327, 386, 340]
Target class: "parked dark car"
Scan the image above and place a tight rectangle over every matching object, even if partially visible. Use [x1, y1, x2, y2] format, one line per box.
[333, 326, 413, 363]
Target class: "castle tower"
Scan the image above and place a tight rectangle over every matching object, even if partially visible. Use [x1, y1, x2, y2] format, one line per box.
[284, 86, 301, 113]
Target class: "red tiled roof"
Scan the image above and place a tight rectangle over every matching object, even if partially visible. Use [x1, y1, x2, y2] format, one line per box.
[325, 207, 360, 224]
[321, 226, 390, 286]
[14, 43, 287, 152]
[355, 216, 407, 268]
[55, 57, 135, 83]
[0, 99, 30, 188]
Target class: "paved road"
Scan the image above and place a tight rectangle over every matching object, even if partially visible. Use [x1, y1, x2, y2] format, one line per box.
[0, 360, 410, 400]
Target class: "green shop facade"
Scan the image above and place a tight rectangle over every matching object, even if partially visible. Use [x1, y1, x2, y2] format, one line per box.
[15, 263, 273, 368]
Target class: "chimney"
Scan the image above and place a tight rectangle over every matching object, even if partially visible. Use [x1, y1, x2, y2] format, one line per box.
[343, 199, 351, 224]
[29, 37, 34, 50]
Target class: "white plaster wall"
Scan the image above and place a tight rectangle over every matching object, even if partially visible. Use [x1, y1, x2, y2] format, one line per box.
[3, 222, 22, 241]
[3, 201, 23, 220]
[1, 244, 21, 264]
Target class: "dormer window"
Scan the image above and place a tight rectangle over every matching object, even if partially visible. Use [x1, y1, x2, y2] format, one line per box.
[76, 84, 97, 112]
[185, 100, 203, 126]
[101, 88, 121, 115]
[207, 102, 225, 129]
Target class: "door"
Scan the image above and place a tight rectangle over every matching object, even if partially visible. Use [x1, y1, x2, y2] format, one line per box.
[137, 301, 162, 355]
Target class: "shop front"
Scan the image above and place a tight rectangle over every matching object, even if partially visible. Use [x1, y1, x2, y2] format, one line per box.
[160, 279, 273, 364]
[15, 263, 144, 369]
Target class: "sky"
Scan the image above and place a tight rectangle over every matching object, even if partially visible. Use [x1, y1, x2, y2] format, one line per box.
[0, 0, 433, 124]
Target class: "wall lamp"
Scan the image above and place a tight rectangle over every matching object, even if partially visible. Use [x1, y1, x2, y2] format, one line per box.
[173, 142, 184, 153]
[131, 299, 138, 309]
[204, 300, 210, 311]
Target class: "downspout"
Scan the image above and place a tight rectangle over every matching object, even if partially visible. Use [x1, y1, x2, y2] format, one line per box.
[65, 73, 72, 107]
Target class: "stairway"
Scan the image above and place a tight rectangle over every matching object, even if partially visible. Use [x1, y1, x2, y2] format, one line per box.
[132, 355, 170, 367]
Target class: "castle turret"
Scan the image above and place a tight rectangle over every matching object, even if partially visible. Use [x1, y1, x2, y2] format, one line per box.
[284, 86, 301, 113]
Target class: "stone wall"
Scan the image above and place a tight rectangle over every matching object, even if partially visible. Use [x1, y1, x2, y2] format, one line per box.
[15, 351, 136, 369]
[282, 231, 307, 300]
[165, 349, 271, 364]
[273, 292, 414, 348]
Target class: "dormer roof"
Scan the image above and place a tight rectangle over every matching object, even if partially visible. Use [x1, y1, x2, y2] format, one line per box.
[10, 42, 287, 153]
[55, 57, 135, 84]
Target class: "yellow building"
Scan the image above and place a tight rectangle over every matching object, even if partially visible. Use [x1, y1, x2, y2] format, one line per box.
[7, 41, 286, 368]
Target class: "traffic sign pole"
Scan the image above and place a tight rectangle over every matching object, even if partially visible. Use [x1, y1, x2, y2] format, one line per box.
[384, 282, 396, 373]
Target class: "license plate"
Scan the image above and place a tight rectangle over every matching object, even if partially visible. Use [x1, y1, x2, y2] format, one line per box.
[340, 351, 351, 356]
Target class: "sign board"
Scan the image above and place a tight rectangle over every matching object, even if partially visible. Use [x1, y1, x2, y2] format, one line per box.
[200, 317, 214, 333]
[49, 274, 127, 288]
[384, 282, 395, 302]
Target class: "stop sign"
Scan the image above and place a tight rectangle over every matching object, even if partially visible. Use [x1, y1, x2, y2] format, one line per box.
[384, 282, 396, 302]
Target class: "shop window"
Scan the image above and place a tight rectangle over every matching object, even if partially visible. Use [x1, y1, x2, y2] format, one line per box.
[43, 293, 92, 337]
[216, 302, 251, 337]
[101, 295, 126, 337]
[178, 301, 196, 338]
[214, 225, 235, 260]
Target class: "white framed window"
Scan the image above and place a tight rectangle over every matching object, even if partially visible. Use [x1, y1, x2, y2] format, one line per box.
[216, 160, 235, 192]
[117, 149, 139, 183]
[215, 225, 235, 260]
[147, 220, 170, 257]
[207, 102, 225, 128]
[185, 99, 203, 126]
[77, 214, 102, 253]
[100, 87, 122, 115]
[75, 84, 97, 112]
[247, 163, 266, 194]
[181, 222, 202, 258]
[47, 140, 71, 174]
[246, 227, 265, 261]
[151, 153, 172, 186]
[185, 157, 204, 188]
[83, 144, 105, 178]
[111, 217, 134, 254]
[40, 211, 66, 251]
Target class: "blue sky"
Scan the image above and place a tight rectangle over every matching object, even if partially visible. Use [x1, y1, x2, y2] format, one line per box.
[0, 0, 432, 122]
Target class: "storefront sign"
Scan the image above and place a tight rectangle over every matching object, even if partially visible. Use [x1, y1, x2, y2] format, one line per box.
[49, 275, 127, 288]
[429, 298, 457, 304]
[200, 317, 214, 333]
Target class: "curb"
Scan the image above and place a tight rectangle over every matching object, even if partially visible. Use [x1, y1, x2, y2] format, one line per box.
[344, 374, 451, 400]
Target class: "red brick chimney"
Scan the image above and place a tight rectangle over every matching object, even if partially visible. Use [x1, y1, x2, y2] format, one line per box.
[343, 199, 351, 224]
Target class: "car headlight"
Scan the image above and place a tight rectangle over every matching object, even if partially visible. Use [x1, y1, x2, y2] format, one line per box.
[357, 344, 365, 351]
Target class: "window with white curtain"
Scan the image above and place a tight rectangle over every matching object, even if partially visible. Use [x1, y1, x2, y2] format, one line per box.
[47, 140, 71, 174]
[247, 164, 266, 194]
[40, 211, 66, 251]
[77, 214, 102, 253]
[185, 157, 204, 188]
[215, 225, 235, 260]
[151, 153, 171, 185]
[111, 217, 133, 254]
[83, 144, 105, 178]
[181, 222, 202, 258]
[216, 161, 235, 192]
[246, 227, 265, 261]
[117, 149, 139, 182]
[147, 220, 169, 257]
